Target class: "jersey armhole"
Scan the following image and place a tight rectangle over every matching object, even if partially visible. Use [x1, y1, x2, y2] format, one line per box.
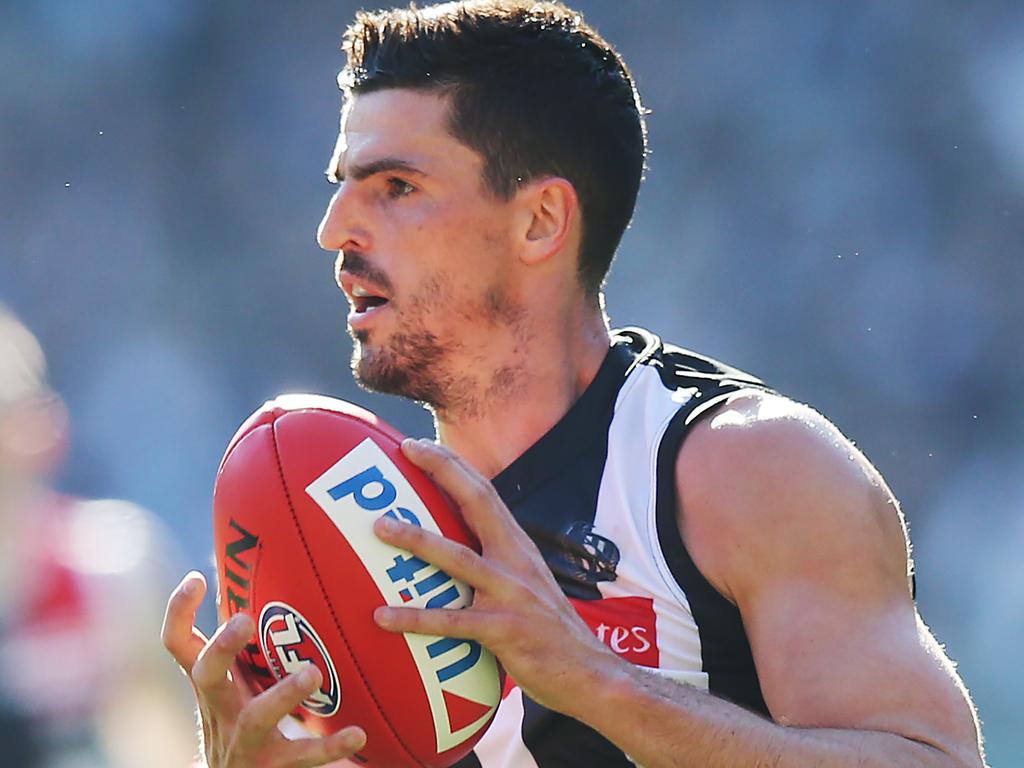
[652, 389, 770, 714]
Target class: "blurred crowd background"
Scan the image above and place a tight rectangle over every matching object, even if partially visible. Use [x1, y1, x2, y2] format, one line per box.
[2, 1, 1021, 765]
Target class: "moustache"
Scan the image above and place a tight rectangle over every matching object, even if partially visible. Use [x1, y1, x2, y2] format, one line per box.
[337, 251, 395, 295]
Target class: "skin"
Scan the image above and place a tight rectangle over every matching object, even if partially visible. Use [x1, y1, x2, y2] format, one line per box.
[162, 88, 986, 767]
[321, 92, 531, 417]
[319, 89, 609, 476]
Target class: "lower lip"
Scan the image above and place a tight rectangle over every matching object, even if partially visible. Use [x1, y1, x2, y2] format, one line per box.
[347, 302, 390, 330]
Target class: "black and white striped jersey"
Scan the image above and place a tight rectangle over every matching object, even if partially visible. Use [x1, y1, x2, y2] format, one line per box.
[456, 327, 772, 768]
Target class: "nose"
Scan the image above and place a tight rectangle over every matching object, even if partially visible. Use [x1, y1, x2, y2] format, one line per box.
[316, 183, 369, 253]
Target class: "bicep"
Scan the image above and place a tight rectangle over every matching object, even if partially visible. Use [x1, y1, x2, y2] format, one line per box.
[677, 394, 983, 762]
[745, 567, 974, 750]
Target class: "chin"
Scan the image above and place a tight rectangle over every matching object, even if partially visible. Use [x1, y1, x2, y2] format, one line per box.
[350, 340, 440, 406]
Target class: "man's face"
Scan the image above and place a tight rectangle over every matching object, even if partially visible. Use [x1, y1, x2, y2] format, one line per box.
[317, 89, 526, 412]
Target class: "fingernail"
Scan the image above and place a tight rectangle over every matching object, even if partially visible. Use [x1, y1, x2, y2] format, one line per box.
[180, 572, 201, 595]
[374, 606, 394, 627]
[298, 665, 319, 685]
[375, 515, 398, 533]
[343, 728, 367, 750]
[228, 613, 250, 636]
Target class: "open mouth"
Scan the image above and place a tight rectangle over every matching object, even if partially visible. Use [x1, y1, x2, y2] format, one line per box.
[345, 279, 391, 314]
[352, 292, 388, 314]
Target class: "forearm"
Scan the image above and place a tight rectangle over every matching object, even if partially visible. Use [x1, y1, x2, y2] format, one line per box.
[576, 664, 973, 768]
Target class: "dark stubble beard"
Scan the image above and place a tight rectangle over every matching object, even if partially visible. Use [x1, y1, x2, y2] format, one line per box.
[350, 277, 527, 416]
[338, 250, 450, 405]
[350, 323, 452, 408]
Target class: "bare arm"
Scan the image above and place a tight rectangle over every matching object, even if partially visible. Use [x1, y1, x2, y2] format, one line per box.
[375, 407, 985, 767]
[574, 392, 985, 767]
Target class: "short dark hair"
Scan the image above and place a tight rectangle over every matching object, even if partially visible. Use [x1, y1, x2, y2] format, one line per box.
[341, 0, 647, 297]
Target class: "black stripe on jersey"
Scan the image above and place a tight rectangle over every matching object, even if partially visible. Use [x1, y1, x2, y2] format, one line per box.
[474, 342, 641, 767]
[654, 394, 770, 716]
[451, 749, 482, 768]
[520, 694, 636, 768]
[468, 329, 771, 768]
[614, 327, 765, 391]
[492, 342, 633, 601]
[619, 326, 769, 713]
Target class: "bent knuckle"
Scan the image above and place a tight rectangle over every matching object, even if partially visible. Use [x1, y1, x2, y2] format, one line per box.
[464, 481, 492, 508]
[431, 442, 456, 461]
[450, 543, 478, 572]
[235, 703, 263, 735]
[287, 669, 314, 694]
[494, 611, 517, 636]
[397, 521, 425, 546]
[480, 612, 514, 646]
[190, 655, 214, 688]
[435, 609, 464, 636]
[161, 601, 185, 641]
[160, 623, 175, 651]
[505, 576, 534, 603]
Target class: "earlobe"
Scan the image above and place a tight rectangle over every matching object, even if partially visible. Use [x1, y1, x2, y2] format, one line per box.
[521, 177, 578, 266]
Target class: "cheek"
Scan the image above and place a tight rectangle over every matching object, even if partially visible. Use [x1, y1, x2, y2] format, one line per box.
[392, 198, 513, 311]
[400, 271, 455, 320]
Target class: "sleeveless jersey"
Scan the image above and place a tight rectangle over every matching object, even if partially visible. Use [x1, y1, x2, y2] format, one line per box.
[455, 327, 772, 768]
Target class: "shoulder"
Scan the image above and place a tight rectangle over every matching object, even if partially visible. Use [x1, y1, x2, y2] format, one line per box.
[674, 389, 913, 606]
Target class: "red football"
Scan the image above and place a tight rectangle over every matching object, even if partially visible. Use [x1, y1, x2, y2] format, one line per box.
[212, 394, 501, 767]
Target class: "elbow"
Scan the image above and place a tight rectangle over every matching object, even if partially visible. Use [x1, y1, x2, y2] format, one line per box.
[904, 736, 985, 768]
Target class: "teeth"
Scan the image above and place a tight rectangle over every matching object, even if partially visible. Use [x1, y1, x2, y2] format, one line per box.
[352, 285, 372, 297]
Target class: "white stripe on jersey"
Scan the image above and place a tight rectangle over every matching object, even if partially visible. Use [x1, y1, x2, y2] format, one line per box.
[474, 362, 711, 767]
[472, 687, 542, 768]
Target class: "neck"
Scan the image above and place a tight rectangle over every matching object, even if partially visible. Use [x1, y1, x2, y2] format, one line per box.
[433, 305, 611, 478]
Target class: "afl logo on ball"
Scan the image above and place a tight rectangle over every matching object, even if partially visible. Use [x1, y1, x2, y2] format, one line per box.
[258, 602, 341, 717]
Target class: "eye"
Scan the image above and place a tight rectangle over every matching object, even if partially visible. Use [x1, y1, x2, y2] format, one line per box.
[386, 177, 416, 198]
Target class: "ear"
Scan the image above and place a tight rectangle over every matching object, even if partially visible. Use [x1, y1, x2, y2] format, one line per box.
[516, 177, 579, 267]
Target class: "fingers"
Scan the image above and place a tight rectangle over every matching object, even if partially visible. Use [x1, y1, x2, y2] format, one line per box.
[375, 602, 496, 643]
[236, 666, 322, 747]
[162, 571, 210, 673]
[192, 612, 255, 715]
[237, 669, 367, 768]
[162, 571, 367, 768]
[401, 439, 517, 545]
[287, 726, 367, 768]
[373, 514, 507, 596]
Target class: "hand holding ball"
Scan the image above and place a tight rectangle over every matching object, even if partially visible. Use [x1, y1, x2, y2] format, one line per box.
[212, 394, 501, 767]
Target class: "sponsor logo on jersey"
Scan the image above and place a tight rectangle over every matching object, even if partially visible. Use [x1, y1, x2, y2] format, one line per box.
[305, 438, 500, 752]
[502, 595, 660, 699]
[570, 596, 659, 667]
[258, 602, 341, 717]
[560, 521, 620, 583]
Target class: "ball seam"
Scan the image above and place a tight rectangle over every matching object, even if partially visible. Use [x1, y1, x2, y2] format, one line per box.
[270, 416, 429, 767]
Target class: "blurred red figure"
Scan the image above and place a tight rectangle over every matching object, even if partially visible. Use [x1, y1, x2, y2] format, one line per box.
[0, 305, 195, 768]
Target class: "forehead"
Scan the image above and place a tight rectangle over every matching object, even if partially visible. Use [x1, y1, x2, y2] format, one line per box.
[333, 88, 481, 175]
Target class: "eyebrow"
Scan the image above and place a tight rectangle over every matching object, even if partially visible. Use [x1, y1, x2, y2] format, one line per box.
[326, 156, 427, 184]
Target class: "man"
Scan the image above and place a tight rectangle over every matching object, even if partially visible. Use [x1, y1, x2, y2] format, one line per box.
[162, 2, 986, 766]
